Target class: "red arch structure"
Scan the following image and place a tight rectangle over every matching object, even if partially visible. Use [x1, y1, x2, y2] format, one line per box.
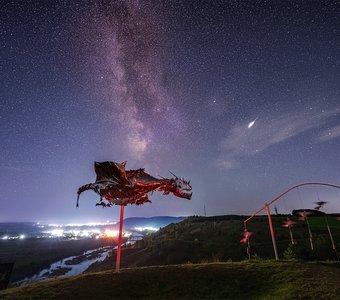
[243, 182, 340, 260]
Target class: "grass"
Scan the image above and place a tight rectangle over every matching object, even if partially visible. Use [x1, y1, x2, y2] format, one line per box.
[1, 261, 340, 299]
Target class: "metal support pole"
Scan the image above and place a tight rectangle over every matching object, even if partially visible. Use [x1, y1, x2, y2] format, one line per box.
[244, 223, 251, 259]
[305, 215, 314, 251]
[265, 204, 279, 260]
[116, 205, 125, 273]
[289, 227, 294, 245]
[325, 216, 339, 261]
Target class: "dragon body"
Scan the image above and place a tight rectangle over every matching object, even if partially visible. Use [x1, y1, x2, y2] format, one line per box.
[77, 161, 192, 207]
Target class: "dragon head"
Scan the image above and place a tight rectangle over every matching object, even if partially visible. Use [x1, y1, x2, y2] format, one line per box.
[169, 171, 192, 200]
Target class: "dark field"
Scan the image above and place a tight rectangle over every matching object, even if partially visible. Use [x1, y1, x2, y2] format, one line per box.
[0, 238, 115, 282]
[2, 261, 340, 299]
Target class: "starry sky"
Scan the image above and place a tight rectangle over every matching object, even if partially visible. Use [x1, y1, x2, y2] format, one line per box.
[2, 0, 340, 223]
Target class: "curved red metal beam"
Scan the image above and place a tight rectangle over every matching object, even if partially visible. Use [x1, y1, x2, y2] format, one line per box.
[244, 182, 340, 224]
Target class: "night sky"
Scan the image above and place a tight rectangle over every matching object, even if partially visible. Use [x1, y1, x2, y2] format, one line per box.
[2, 1, 340, 223]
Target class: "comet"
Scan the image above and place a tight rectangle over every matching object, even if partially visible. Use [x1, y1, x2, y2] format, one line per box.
[248, 117, 258, 129]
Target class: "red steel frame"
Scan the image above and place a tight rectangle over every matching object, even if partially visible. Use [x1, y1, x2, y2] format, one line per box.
[244, 182, 340, 260]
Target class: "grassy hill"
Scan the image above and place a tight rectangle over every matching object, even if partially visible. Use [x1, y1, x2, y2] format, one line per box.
[87, 214, 340, 273]
[2, 215, 340, 299]
[1, 261, 340, 299]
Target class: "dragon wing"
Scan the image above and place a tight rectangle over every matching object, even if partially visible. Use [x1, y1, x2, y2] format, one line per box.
[125, 169, 162, 185]
[94, 161, 129, 184]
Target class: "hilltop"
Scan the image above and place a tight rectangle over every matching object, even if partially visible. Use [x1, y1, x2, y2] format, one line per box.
[118, 216, 186, 229]
[88, 214, 340, 273]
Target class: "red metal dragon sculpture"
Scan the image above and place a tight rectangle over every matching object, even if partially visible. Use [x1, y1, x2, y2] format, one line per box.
[76, 161, 192, 207]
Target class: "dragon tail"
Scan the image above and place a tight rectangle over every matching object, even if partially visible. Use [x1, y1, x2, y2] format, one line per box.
[76, 183, 95, 207]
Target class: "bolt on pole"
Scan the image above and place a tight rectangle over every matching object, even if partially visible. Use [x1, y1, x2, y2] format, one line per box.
[265, 204, 279, 260]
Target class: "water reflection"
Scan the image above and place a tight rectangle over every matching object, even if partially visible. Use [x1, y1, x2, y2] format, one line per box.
[16, 246, 113, 285]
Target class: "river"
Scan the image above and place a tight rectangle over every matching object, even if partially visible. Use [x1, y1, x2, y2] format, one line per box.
[16, 246, 113, 286]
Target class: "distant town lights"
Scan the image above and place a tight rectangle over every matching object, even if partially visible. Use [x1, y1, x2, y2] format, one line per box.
[123, 232, 132, 238]
[51, 229, 64, 237]
[1, 225, 136, 241]
[133, 226, 158, 232]
[105, 229, 118, 237]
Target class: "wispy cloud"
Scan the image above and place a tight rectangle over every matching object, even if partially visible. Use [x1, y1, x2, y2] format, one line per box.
[318, 124, 340, 142]
[217, 107, 340, 169]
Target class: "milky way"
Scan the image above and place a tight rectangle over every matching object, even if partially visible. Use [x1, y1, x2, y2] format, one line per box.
[76, 1, 186, 165]
[2, 1, 340, 222]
